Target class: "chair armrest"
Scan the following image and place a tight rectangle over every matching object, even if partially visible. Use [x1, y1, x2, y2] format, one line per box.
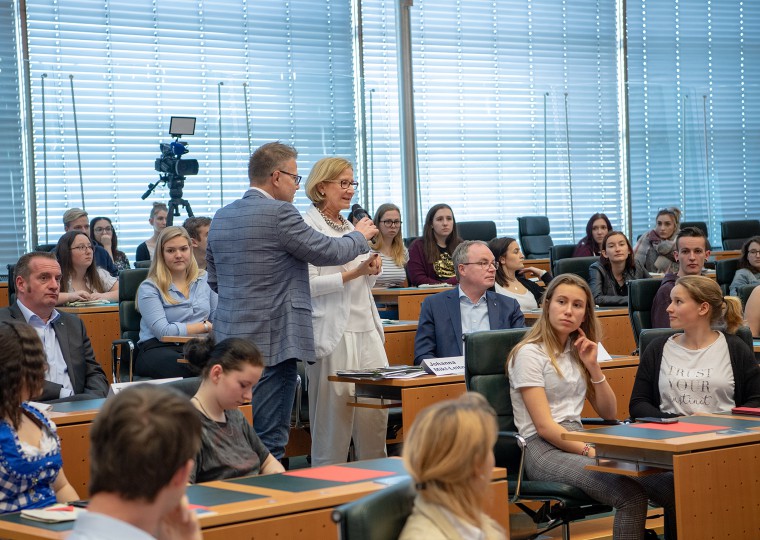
[497, 430, 527, 502]
[111, 339, 135, 383]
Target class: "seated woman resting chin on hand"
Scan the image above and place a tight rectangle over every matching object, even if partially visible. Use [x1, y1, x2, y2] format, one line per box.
[56, 231, 118, 305]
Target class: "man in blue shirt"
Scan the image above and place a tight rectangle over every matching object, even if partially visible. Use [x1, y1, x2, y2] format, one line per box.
[414, 240, 525, 364]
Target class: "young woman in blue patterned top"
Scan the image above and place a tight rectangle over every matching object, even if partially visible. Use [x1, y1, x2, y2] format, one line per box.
[0, 320, 78, 513]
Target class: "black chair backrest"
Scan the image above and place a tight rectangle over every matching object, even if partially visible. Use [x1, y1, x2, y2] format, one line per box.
[332, 479, 415, 540]
[517, 216, 553, 259]
[640, 326, 753, 356]
[721, 219, 760, 251]
[464, 328, 530, 472]
[133, 260, 152, 269]
[739, 283, 758, 309]
[552, 256, 598, 284]
[628, 278, 663, 346]
[163, 377, 202, 397]
[549, 244, 577, 274]
[458, 220, 497, 242]
[402, 236, 419, 248]
[6, 264, 16, 304]
[716, 258, 740, 295]
[118, 268, 150, 342]
[34, 243, 57, 252]
[680, 221, 709, 239]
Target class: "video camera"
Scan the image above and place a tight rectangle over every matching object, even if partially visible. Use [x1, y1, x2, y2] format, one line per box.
[142, 116, 198, 225]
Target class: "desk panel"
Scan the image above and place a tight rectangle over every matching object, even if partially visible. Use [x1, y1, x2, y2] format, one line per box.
[373, 287, 451, 321]
[382, 322, 417, 365]
[59, 305, 119, 383]
[0, 282, 8, 308]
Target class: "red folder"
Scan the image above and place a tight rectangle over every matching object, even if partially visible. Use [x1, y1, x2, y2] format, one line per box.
[731, 406, 760, 417]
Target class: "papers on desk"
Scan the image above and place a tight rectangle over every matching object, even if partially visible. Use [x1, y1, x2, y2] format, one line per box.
[417, 283, 453, 289]
[335, 366, 426, 380]
[597, 343, 613, 362]
[109, 377, 183, 396]
[66, 299, 114, 307]
[21, 504, 83, 523]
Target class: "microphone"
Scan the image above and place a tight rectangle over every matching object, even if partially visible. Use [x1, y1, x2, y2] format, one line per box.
[351, 204, 371, 222]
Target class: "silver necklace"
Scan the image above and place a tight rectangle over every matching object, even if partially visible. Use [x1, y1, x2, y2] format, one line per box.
[316, 205, 350, 232]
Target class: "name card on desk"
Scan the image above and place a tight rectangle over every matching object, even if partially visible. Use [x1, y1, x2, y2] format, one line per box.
[421, 356, 465, 376]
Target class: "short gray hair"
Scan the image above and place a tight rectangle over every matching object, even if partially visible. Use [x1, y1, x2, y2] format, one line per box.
[452, 240, 488, 280]
[63, 208, 88, 228]
[248, 142, 298, 185]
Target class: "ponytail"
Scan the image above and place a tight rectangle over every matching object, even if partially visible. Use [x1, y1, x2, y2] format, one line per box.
[724, 296, 743, 335]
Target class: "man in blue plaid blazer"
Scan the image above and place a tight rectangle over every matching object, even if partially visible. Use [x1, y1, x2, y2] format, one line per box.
[206, 142, 378, 459]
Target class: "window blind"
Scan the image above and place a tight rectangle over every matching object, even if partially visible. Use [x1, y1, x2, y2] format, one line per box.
[626, 0, 760, 242]
[360, 0, 624, 244]
[23, 0, 356, 261]
[0, 1, 28, 272]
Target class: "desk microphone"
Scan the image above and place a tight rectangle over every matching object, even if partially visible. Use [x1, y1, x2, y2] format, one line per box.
[351, 204, 371, 222]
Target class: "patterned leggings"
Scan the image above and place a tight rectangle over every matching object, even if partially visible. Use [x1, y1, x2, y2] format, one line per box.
[524, 424, 676, 540]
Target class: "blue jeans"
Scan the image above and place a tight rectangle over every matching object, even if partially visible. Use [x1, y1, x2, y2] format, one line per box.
[251, 358, 298, 460]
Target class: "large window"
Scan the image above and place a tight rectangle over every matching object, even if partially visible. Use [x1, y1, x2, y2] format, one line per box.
[23, 0, 356, 261]
[0, 1, 28, 272]
[361, 0, 624, 243]
[626, 0, 760, 241]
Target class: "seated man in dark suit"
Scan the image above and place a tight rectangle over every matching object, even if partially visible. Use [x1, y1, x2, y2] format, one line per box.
[651, 227, 711, 328]
[63, 208, 119, 277]
[0, 252, 109, 401]
[414, 240, 525, 364]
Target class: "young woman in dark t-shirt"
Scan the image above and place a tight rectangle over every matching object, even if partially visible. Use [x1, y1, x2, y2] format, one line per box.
[185, 337, 284, 483]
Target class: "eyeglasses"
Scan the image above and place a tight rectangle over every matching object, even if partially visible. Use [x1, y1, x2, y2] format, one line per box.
[380, 219, 402, 227]
[277, 170, 302, 186]
[461, 260, 498, 270]
[71, 245, 93, 253]
[94, 226, 112, 234]
[337, 180, 359, 190]
[749, 250, 760, 256]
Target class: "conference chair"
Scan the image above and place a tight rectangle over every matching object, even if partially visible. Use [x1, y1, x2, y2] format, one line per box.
[715, 258, 740, 295]
[739, 283, 758, 310]
[6, 264, 16, 305]
[402, 236, 419, 248]
[721, 219, 760, 251]
[549, 244, 577, 275]
[552, 256, 598, 284]
[458, 220, 497, 242]
[111, 267, 149, 382]
[628, 278, 663, 348]
[640, 326, 753, 357]
[34, 243, 57, 252]
[680, 221, 708, 239]
[332, 479, 416, 540]
[464, 328, 612, 540]
[517, 216, 554, 259]
[133, 260, 151, 269]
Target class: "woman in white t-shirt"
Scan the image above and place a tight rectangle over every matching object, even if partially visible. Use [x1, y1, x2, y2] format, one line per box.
[508, 274, 676, 540]
[370, 203, 409, 287]
[55, 231, 118, 305]
[630, 275, 760, 420]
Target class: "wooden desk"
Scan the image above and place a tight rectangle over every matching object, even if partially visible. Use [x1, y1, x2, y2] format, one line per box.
[563, 413, 760, 539]
[372, 286, 451, 321]
[581, 356, 639, 421]
[711, 250, 741, 261]
[329, 373, 467, 442]
[525, 307, 636, 356]
[0, 281, 8, 308]
[0, 458, 509, 540]
[523, 258, 551, 274]
[59, 305, 119, 384]
[50, 398, 290, 497]
[48, 399, 105, 497]
[382, 320, 417, 365]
